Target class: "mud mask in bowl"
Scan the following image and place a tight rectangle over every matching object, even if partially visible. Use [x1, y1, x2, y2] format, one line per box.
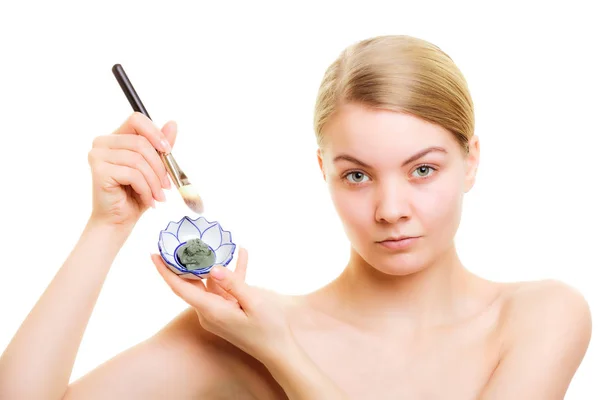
[158, 216, 236, 279]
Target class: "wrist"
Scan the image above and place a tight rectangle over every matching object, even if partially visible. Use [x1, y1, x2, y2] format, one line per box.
[81, 217, 133, 256]
[262, 336, 304, 381]
[263, 339, 349, 400]
[85, 217, 134, 242]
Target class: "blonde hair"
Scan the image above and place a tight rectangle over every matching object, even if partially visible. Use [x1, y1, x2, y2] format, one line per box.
[314, 35, 475, 154]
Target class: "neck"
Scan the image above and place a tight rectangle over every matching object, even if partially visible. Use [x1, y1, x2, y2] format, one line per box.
[310, 242, 497, 333]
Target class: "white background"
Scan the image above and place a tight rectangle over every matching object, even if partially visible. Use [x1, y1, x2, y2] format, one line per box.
[0, 0, 598, 397]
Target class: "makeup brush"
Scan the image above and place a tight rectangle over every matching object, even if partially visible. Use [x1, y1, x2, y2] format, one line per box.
[111, 64, 204, 215]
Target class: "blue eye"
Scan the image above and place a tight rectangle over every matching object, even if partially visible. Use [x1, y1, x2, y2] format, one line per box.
[412, 165, 435, 178]
[345, 171, 370, 184]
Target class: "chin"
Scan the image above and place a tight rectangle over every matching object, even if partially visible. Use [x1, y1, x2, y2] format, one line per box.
[373, 254, 428, 276]
[355, 245, 430, 277]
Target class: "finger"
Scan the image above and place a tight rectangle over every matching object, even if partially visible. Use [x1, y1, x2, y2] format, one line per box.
[91, 148, 165, 202]
[113, 112, 172, 154]
[93, 134, 170, 189]
[102, 163, 154, 209]
[161, 120, 177, 148]
[206, 277, 238, 304]
[209, 264, 253, 311]
[152, 254, 229, 316]
[206, 248, 247, 299]
[151, 253, 207, 291]
[234, 247, 248, 281]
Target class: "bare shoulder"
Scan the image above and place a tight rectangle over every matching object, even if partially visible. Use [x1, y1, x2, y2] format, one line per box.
[500, 279, 592, 342]
[479, 279, 592, 399]
[157, 306, 285, 398]
[65, 307, 253, 399]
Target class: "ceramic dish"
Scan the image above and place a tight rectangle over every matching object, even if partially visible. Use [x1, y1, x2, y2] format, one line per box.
[158, 216, 236, 279]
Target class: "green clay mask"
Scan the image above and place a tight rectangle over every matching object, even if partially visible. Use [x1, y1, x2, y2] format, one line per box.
[176, 238, 216, 270]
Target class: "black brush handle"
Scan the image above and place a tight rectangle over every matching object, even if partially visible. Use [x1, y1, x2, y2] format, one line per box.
[112, 64, 152, 120]
[111, 63, 185, 186]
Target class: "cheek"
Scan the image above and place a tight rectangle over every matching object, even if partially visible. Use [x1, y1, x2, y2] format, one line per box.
[329, 184, 371, 231]
[416, 176, 463, 235]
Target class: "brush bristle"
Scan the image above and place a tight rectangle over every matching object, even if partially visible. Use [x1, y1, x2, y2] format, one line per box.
[179, 184, 204, 214]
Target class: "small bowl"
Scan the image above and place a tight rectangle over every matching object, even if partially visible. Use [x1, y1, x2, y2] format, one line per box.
[158, 216, 236, 280]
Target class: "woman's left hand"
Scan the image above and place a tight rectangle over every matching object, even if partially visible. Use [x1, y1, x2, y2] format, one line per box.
[151, 248, 294, 364]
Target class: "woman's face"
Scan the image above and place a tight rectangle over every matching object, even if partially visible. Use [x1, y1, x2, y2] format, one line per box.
[318, 102, 479, 276]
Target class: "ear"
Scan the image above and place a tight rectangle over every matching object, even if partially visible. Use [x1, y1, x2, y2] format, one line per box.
[464, 135, 480, 193]
[317, 148, 326, 181]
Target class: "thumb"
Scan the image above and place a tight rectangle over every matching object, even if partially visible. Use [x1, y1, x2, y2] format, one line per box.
[209, 265, 253, 310]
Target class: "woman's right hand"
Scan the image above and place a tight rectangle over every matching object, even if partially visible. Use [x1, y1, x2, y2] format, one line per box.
[87, 112, 177, 230]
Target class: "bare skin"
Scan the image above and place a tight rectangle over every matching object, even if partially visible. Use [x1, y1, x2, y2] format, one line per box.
[0, 106, 591, 399]
[63, 277, 589, 400]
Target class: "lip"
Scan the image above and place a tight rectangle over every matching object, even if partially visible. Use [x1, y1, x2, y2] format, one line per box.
[380, 235, 414, 242]
[376, 236, 421, 250]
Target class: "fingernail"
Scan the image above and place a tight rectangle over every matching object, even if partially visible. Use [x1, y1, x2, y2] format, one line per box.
[151, 199, 156, 209]
[211, 266, 225, 280]
[158, 190, 166, 202]
[162, 175, 171, 189]
[161, 139, 171, 153]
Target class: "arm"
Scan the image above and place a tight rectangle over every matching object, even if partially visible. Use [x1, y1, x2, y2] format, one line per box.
[0, 222, 237, 400]
[0, 113, 234, 399]
[0, 220, 129, 400]
[64, 307, 240, 399]
[479, 280, 592, 400]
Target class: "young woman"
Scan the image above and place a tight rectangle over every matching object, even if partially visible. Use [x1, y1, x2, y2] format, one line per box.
[0, 34, 591, 399]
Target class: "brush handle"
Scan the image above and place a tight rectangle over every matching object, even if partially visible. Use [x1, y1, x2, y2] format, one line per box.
[112, 64, 153, 119]
[111, 64, 186, 188]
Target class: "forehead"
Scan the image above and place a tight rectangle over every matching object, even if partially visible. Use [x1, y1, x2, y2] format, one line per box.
[322, 103, 458, 157]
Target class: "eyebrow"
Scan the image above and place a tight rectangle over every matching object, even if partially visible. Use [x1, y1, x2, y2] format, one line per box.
[333, 146, 448, 169]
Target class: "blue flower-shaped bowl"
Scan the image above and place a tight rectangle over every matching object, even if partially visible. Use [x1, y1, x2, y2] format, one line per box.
[158, 216, 236, 280]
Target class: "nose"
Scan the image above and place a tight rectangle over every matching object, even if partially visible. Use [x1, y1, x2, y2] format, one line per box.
[374, 180, 411, 224]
